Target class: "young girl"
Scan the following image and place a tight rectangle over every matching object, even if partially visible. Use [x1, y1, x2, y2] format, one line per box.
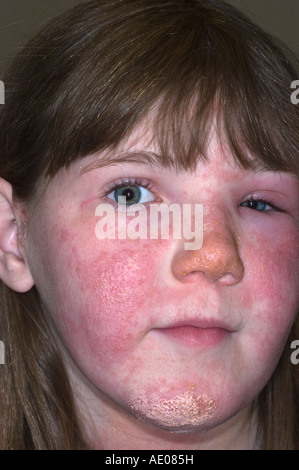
[0, 0, 298, 450]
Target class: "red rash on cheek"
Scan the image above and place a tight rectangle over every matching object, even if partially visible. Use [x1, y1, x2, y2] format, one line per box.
[55, 227, 165, 357]
[237, 228, 299, 359]
[75, 244, 151, 313]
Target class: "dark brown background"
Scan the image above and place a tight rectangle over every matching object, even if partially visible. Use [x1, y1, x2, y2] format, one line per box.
[0, 0, 298, 76]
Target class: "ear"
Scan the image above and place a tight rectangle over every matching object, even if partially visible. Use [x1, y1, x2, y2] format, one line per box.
[0, 178, 34, 292]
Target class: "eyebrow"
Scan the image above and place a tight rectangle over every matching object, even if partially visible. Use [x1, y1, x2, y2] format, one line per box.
[79, 147, 294, 178]
[80, 150, 178, 175]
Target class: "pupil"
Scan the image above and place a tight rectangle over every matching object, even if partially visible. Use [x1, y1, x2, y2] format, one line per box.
[115, 185, 141, 205]
[248, 200, 266, 211]
[123, 188, 135, 200]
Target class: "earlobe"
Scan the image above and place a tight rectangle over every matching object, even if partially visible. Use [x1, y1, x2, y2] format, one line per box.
[0, 178, 34, 292]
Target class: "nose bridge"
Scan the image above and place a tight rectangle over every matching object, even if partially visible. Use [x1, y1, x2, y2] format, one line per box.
[172, 209, 244, 284]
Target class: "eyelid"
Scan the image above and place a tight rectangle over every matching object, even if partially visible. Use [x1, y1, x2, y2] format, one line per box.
[240, 195, 285, 213]
[102, 177, 162, 205]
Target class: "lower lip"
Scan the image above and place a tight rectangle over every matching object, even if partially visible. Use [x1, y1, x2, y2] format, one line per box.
[158, 326, 228, 347]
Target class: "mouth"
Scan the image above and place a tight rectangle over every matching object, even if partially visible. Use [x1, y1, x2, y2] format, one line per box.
[154, 319, 233, 348]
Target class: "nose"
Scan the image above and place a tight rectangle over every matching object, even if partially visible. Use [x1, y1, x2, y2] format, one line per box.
[171, 225, 244, 286]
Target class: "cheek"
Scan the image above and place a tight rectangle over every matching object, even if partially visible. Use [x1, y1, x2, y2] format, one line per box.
[73, 244, 152, 344]
[238, 227, 299, 358]
[246, 230, 298, 306]
[46, 224, 165, 362]
[76, 245, 150, 316]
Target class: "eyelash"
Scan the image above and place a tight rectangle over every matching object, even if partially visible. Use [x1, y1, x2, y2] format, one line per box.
[102, 177, 159, 204]
[102, 180, 285, 214]
[240, 196, 283, 213]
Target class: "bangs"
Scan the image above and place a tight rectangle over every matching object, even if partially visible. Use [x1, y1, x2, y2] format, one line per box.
[44, 0, 299, 176]
[1, 0, 299, 200]
[150, 43, 299, 174]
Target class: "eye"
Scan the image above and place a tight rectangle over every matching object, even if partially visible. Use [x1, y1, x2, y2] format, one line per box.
[107, 184, 155, 206]
[240, 198, 275, 212]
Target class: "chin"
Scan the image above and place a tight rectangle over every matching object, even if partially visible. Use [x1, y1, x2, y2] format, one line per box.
[127, 389, 221, 431]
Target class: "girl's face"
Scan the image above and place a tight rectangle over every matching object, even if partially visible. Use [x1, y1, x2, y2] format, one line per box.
[23, 121, 299, 448]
